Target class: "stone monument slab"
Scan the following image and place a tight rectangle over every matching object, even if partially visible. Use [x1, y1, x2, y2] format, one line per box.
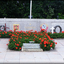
[23, 43, 40, 49]
[22, 43, 43, 52]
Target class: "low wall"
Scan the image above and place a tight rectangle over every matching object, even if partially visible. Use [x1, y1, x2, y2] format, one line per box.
[0, 18, 64, 32]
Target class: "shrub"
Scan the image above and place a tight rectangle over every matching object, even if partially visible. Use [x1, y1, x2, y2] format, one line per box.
[48, 32, 64, 38]
[8, 36, 23, 51]
[0, 30, 58, 51]
[8, 29, 56, 51]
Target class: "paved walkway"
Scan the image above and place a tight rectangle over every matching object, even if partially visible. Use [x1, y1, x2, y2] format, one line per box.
[0, 38, 64, 63]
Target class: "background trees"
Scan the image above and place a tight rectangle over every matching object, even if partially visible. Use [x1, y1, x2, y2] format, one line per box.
[0, 0, 64, 19]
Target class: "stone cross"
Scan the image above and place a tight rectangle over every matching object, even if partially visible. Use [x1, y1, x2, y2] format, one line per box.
[50, 27, 55, 34]
[4, 23, 9, 31]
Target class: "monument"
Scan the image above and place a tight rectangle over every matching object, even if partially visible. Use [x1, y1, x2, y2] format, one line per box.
[22, 42, 43, 52]
[50, 27, 55, 34]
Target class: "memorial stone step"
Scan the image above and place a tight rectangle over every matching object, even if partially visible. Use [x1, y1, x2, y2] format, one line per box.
[21, 43, 43, 52]
[23, 43, 40, 49]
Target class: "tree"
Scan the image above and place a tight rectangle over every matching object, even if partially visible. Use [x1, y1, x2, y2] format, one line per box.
[0, 0, 64, 18]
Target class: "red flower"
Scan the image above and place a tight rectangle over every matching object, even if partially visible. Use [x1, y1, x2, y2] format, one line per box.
[40, 42, 42, 44]
[5, 32, 7, 34]
[44, 36, 45, 37]
[16, 47, 18, 49]
[39, 38, 41, 40]
[2, 32, 4, 34]
[44, 45, 46, 47]
[9, 39, 10, 41]
[16, 38, 18, 40]
[12, 34, 15, 36]
[44, 38, 47, 40]
[19, 47, 21, 49]
[16, 33, 17, 34]
[0, 35, 1, 37]
[12, 38, 13, 39]
[62, 31, 64, 33]
[23, 35, 25, 36]
[41, 39, 44, 42]
[23, 31, 25, 33]
[50, 45, 52, 47]
[48, 42, 50, 44]
[9, 30, 12, 32]
[19, 42, 21, 43]
[34, 35, 35, 36]
[41, 29, 44, 31]
[44, 41, 48, 44]
[15, 43, 16, 45]
[20, 37, 22, 39]
[13, 40, 15, 41]
[51, 38, 53, 40]
[35, 30, 37, 33]
[55, 42, 57, 44]
[27, 37, 28, 39]
[51, 43, 53, 45]
[17, 34, 19, 36]
[17, 44, 19, 46]
[35, 36, 37, 38]
[48, 36, 51, 39]
[26, 34, 28, 35]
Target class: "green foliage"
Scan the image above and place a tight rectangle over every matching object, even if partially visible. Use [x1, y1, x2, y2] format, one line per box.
[0, 31, 12, 38]
[0, 0, 64, 18]
[40, 39, 55, 51]
[48, 32, 64, 38]
[58, 13, 64, 19]
[8, 36, 23, 51]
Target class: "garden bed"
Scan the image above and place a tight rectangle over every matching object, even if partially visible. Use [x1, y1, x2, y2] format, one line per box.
[0, 29, 58, 51]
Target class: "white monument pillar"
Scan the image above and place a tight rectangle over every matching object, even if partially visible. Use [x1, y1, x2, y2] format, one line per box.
[50, 27, 55, 34]
[30, 0, 32, 19]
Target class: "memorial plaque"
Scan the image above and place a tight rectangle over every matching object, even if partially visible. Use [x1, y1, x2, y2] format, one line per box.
[22, 43, 43, 52]
[23, 43, 40, 49]
[24, 22, 37, 31]
[40, 23, 48, 31]
[13, 24, 19, 31]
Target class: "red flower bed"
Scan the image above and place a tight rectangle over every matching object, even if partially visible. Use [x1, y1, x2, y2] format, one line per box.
[7, 29, 57, 51]
[0, 29, 57, 51]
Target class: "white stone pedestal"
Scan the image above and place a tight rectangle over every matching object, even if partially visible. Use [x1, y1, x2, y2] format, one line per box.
[21, 43, 43, 52]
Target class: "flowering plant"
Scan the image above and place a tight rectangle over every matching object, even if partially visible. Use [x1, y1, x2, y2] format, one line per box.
[7, 29, 57, 51]
[0, 29, 57, 51]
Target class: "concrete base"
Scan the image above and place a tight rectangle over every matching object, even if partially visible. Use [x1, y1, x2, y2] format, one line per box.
[21, 47, 43, 52]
